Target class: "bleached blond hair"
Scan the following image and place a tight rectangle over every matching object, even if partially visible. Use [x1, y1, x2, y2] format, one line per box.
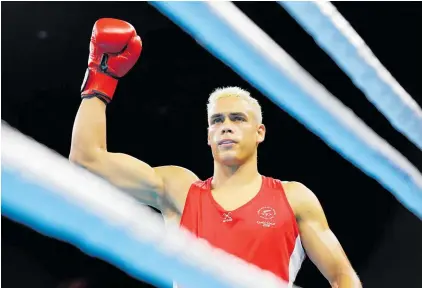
[206, 86, 263, 124]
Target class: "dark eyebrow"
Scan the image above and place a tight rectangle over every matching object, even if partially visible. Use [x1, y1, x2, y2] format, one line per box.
[229, 112, 248, 118]
[210, 113, 223, 119]
[210, 113, 224, 121]
[210, 112, 247, 118]
[209, 112, 248, 122]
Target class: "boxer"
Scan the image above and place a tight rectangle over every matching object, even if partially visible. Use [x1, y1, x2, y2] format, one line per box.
[70, 18, 361, 287]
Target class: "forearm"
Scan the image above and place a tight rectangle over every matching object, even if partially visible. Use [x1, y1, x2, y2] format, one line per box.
[332, 271, 362, 288]
[70, 97, 107, 161]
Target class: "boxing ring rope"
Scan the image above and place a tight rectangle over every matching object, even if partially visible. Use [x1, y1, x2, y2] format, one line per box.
[2, 2, 422, 288]
[280, 1, 422, 151]
[151, 1, 422, 219]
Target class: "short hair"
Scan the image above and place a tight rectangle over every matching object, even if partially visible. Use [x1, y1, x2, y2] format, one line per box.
[207, 86, 263, 124]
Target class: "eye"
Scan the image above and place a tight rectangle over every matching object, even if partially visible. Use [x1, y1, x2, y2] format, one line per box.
[211, 117, 223, 124]
[233, 115, 245, 122]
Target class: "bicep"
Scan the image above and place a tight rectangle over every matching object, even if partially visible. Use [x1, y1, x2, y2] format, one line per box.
[299, 217, 350, 283]
[289, 183, 353, 284]
[80, 150, 165, 208]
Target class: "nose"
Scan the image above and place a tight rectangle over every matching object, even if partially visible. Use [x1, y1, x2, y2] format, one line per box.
[220, 120, 235, 134]
[221, 127, 234, 134]
[218, 117, 235, 135]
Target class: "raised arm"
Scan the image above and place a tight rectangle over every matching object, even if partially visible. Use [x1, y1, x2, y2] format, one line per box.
[69, 19, 197, 212]
[285, 182, 362, 288]
[70, 98, 165, 208]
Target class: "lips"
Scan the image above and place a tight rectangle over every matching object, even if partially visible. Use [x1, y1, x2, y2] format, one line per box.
[218, 139, 237, 145]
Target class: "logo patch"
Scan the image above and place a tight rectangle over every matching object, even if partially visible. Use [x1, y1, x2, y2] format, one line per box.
[257, 206, 276, 220]
[257, 206, 276, 227]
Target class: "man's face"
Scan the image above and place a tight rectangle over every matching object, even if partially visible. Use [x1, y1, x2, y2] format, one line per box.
[207, 97, 265, 166]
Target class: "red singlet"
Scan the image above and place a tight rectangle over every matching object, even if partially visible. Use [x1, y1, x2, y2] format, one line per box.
[180, 176, 305, 284]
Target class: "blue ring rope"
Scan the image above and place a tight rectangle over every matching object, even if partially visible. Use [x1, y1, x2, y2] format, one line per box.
[280, 1, 422, 151]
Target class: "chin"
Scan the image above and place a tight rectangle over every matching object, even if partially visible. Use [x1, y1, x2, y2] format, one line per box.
[217, 152, 242, 166]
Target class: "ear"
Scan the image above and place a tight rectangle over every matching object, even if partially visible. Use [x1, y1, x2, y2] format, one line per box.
[207, 127, 211, 146]
[257, 124, 266, 144]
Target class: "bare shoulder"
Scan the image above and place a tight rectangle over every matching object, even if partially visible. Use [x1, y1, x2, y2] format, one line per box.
[282, 181, 322, 219]
[282, 181, 315, 200]
[153, 165, 200, 213]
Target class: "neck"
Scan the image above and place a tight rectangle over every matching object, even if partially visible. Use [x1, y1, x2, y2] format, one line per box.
[212, 155, 260, 189]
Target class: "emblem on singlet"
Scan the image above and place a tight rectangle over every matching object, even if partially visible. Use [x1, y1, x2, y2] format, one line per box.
[257, 206, 276, 227]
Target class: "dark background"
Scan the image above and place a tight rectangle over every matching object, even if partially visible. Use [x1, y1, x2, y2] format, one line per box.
[2, 2, 422, 288]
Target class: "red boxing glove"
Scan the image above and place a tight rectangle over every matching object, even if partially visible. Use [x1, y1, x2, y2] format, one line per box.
[81, 18, 142, 103]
